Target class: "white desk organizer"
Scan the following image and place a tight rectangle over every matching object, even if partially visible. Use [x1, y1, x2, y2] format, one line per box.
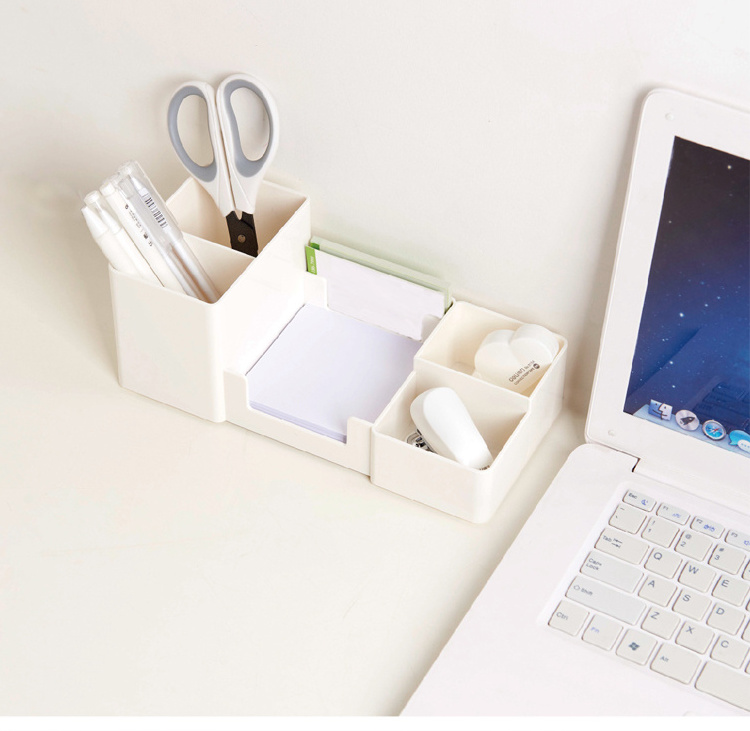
[109, 178, 567, 523]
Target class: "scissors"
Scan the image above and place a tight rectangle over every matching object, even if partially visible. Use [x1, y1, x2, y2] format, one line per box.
[167, 73, 279, 257]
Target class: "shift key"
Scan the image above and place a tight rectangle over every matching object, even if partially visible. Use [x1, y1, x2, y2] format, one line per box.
[566, 575, 646, 625]
[596, 527, 649, 564]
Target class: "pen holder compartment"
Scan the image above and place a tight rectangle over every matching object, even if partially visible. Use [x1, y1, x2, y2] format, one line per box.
[168, 177, 309, 265]
[370, 302, 566, 522]
[109, 177, 310, 421]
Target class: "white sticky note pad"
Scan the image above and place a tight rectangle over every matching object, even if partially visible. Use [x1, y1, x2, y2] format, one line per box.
[312, 248, 444, 340]
[246, 304, 420, 442]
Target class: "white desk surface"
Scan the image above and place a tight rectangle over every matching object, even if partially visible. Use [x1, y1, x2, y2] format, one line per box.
[0, 174, 585, 716]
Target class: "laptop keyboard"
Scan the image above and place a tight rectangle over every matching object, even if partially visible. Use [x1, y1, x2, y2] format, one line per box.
[549, 489, 750, 712]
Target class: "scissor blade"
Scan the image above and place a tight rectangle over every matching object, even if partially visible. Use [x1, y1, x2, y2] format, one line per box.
[225, 211, 259, 257]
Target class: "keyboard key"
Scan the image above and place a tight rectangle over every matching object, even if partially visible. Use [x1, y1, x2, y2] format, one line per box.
[642, 517, 679, 547]
[710, 635, 750, 668]
[678, 561, 717, 592]
[610, 504, 647, 534]
[713, 575, 750, 607]
[673, 590, 712, 621]
[638, 575, 677, 606]
[596, 528, 649, 565]
[548, 600, 588, 636]
[616, 629, 657, 665]
[743, 621, 750, 642]
[566, 576, 646, 625]
[657, 503, 690, 525]
[623, 490, 656, 512]
[581, 551, 642, 592]
[641, 607, 680, 639]
[726, 529, 750, 552]
[707, 603, 746, 635]
[676, 621, 714, 653]
[582, 614, 622, 650]
[651, 643, 701, 684]
[708, 544, 746, 575]
[696, 661, 750, 711]
[692, 516, 725, 539]
[675, 531, 713, 561]
[644, 548, 681, 579]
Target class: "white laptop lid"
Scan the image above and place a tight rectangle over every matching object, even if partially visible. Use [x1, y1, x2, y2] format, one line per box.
[587, 89, 749, 506]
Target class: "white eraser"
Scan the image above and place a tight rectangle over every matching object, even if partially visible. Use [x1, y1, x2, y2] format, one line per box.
[474, 324, 559, 394]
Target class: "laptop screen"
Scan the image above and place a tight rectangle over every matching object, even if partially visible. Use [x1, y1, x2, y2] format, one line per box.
[623, 136, 750, 459]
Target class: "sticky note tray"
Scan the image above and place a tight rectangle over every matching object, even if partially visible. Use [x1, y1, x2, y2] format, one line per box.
[109, 178, 567, 523]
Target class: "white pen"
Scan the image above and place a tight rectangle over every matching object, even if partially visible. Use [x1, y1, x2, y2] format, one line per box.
[84, 192, 161, 284]
[114, 173, 205, 300]
[101, 178, 185, 294]
[131, 176, 220, 303]
[81, 205, 144, 277]
[122, 163, 219, 303]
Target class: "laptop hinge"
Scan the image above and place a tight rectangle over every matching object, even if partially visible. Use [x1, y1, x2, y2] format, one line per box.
[599, 445, 640, 471]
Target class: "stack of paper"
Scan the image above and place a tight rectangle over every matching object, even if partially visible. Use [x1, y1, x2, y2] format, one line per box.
[306, 238, 449, 340]
[246, 304, 420, 442]
[308, 236, 451, 309]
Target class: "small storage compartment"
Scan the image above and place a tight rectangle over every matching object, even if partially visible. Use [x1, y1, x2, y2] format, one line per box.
[417, 301, 566, 397]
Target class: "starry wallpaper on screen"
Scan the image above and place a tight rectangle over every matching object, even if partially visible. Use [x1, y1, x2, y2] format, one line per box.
[624, 137, 750, 422]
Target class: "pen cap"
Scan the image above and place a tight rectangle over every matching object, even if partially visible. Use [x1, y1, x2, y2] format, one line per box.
[81, 203, 107, 237]
[99, 177, 117, 197]
[99, 177, 132, 216]
[84, 191, 120, 232]
[84, 189, 115, 221]
[84, 189, 105, 212]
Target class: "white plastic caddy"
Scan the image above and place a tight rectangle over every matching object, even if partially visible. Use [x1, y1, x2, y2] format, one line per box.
[109, 178, 567, 523]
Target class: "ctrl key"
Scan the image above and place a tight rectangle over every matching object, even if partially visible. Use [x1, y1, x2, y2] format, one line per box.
[549, 600, 588, 636]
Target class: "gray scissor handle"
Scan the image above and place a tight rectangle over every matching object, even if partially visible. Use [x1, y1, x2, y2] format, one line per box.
[167, 83, 218, 184]
[167, 81, 234, 216]
[216, 74, 279, 214]
[217, 75, 279, 177]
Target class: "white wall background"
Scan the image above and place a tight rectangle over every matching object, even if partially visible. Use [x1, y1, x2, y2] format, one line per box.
[2, 0, 748, 413]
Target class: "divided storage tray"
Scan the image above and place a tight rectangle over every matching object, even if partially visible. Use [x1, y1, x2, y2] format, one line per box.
[109, 178, 567, 523]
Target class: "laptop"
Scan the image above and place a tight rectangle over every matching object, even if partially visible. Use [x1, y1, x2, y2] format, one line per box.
[403, 88, 750, 716]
